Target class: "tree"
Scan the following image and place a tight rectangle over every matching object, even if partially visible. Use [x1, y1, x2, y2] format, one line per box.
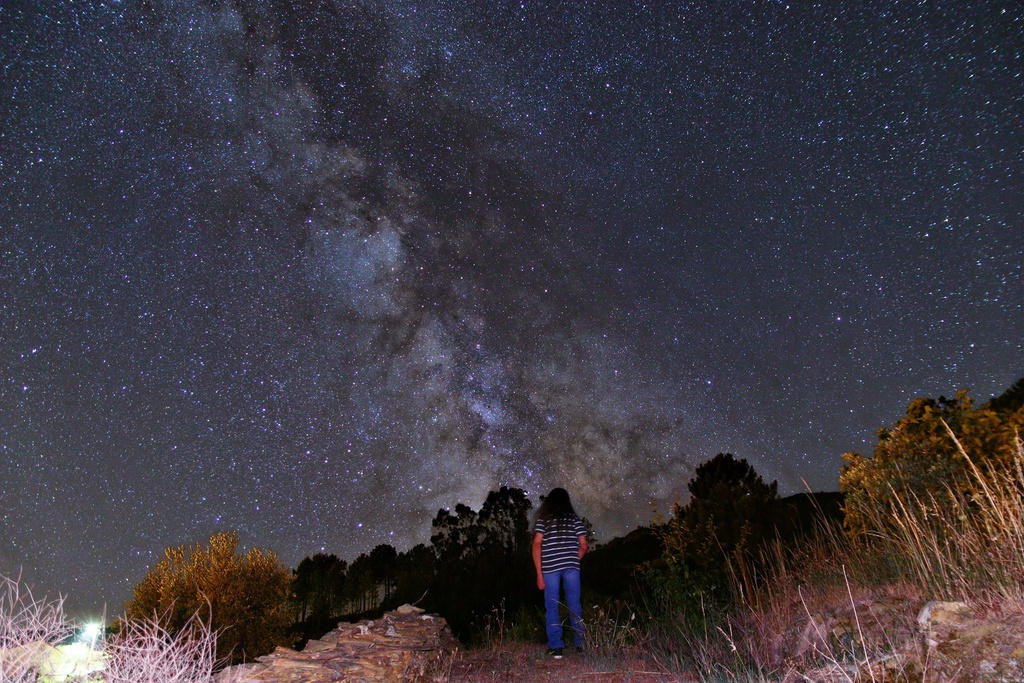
[392, 543, 434, 606]
[478, 486, 533, 554]
[985, 376, 1024, 417]
[292, 553, 346, 628]
[658, 453, 779, 601]
[426, 487, 534, 640]
[368, 544, 398, 605]
[344, 553, 375, 615]
[124, 531, 293, 663]
[430, 503, 481, 562]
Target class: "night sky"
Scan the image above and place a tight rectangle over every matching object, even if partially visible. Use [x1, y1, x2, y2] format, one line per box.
[1, 0, 1020, 617]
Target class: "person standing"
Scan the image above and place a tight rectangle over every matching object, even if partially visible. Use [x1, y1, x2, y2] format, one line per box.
[532, 487, 588, 658]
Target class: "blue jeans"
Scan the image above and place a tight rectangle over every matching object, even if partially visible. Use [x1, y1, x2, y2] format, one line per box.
[543, 568, 584, 650]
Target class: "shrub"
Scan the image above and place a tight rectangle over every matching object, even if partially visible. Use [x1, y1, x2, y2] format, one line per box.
[840, 389, 1024, 539]
[124, 531, 293, 663]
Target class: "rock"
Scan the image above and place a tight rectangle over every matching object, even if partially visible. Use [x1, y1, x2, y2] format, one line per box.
[396, 604, 424, 615]
[917, 601, 970, 632]
[215, 608, 458, 683]
[0, 641, 59, 679]
[0, 641, 106, 681]
[915, 599, 1024, 682]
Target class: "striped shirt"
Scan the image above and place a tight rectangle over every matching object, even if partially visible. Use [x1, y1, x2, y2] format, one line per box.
[534, 514, 586, 573]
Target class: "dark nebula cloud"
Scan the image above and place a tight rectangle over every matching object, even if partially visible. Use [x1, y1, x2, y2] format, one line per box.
[0, 0, 1019, 615]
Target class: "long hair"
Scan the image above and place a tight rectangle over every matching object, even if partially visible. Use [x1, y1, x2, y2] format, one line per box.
[536, 487, 576, 523]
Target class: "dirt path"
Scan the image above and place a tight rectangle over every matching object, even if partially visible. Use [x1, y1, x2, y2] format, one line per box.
[447, 644, 693, 682]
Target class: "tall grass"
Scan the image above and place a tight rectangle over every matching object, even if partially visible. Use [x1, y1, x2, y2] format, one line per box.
[103, 612, 222, 683]
[655, 426, 1024, 680]
[0, 573, 74, 682]
[638, 519, 923, 681]
[0, 573, 230, 683]
[860, 425, 1024, 600]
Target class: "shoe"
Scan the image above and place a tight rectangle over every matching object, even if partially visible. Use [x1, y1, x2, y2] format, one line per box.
[547, 647, 563, 659]
[574, 644, 585, 654]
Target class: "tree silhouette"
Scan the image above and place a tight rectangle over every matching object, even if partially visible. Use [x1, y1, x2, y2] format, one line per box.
[368, 544, 398, 605]
[292, 553, 346, 630]
[344, 553, 375, 614]
[392, 543, 434, 607]
[426, 487, 534, 640]
[659, 454, 778, 601]
[479, 486, 533, 555]
[285, 487, 539, 641]
[430, 503, 481, 562]
[984, 376, 1024, 416]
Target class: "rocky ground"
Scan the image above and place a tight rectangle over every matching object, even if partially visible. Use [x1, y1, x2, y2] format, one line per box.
[736, 593, 1024, 682]
[214, 605, 686, 683]
[212, 597, 1024, 682]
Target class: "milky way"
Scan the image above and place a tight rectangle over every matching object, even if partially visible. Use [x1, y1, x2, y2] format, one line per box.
[1, 1, 1020, 615]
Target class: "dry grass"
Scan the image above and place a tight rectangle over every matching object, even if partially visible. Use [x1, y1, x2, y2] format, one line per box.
[103, 611, 222, 683]
[0, 572, 231, 683]
[612, 563, 924, 681]
[867, 426, 1024, 600]
[658, 428, 1024, 681]
[0, 573, 74, 683]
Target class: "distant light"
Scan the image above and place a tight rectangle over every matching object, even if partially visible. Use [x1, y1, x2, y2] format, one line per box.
[80, 622, 102, 647]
